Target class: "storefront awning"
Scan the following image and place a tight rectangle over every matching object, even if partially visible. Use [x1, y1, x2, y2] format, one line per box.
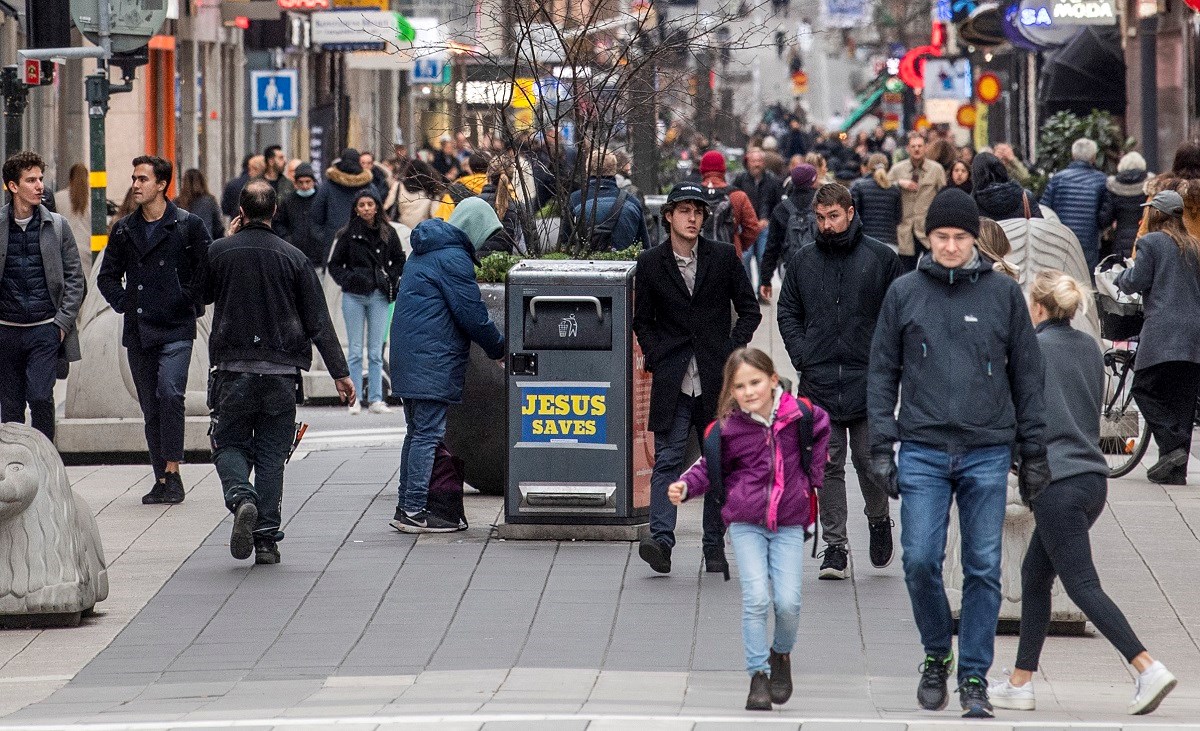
[1039, 26, 1125, 117]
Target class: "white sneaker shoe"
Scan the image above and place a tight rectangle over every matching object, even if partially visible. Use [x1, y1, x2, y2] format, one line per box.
[1129, 661, 1176, 715]
[348, 400, 362, 415]
[988, 674, 1035, 711]
[368, 401, 391, 414]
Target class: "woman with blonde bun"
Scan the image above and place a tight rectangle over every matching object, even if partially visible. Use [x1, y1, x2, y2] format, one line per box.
[989, 270, 1177, 716]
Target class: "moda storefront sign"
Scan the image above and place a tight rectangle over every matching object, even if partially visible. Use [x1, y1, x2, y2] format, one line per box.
[1020, 0, 1116, 26]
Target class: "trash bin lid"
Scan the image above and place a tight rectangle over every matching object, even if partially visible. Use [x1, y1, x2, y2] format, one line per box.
[508, 259, 636, 285]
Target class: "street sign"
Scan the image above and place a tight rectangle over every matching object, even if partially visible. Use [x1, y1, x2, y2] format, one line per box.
[23, 59, 39, 86]
[251, 70, 299, 119]
[311, 10, 403, 50]
[70, 0, 169, 54]
[411, 57, 444, 83]
[976, 72, 1002, 103]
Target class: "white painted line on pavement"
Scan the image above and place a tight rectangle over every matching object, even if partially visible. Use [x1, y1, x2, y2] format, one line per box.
[0, 675, 72, 685]
[0, 714, 1191, 730]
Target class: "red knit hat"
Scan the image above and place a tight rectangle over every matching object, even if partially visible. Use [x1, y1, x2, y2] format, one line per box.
[699, 150, 726, 175]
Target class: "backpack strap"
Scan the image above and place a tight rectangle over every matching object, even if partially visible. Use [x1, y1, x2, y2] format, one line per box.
[702, 419, 725, 508]
[794, 396, 820, 555]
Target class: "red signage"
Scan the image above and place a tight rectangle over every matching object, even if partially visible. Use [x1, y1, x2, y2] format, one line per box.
[277, 0, 330, 8]
[23, 59, 39, 86]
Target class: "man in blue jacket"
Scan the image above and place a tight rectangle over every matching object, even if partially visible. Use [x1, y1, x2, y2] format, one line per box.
[390, 198, 506, 533]
[1040, 138, 1112, 272]
[561, 150, 650, 252]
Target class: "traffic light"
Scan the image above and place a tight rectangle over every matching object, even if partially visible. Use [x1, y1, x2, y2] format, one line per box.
[26, 0, 72, 50]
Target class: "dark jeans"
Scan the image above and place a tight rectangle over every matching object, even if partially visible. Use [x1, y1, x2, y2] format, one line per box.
[397, 398, 449, 514]
[821, 417, 889, 547]
[898, 442, 1010, 683]
[650, 393, 725, 549]
[211, 372, 297, 540]
[1016, 471, 1145, 671]
[128, 340, 192, 480]
[0, 323, 59, 441]
[1133, 360, 1200, 481]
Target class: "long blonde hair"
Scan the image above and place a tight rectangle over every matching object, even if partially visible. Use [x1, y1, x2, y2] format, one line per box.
[716, 347, 778, 421]
[868, 153, 890, 189]
[1030, 269, 1089, 320]
[977, 218, 1019, 280]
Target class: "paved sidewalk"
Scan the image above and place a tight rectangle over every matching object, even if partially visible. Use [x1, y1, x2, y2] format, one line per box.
[1, 436, 1198, 730]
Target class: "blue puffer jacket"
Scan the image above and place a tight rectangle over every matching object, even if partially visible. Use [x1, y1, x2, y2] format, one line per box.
[389, 219, 505, 403]
[0, 209, 54, 324]
[1040, 161, 1111, 267]
[562, 177, 650, 251]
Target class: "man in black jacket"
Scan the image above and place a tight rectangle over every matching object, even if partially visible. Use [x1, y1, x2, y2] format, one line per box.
[732, 148, 783, 289]
[632, 181, 762, 575]
[275, 163, 325, 269]
[778, 183, 901, 581]
[867, 188, 1050, 718]
[201, 180, 354, 565]
[99, 156, 211, 505]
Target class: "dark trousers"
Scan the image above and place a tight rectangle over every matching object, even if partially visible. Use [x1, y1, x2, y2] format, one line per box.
[821, 417, 889, 546]
[127, 340, 192, 480]
[1132, 360, 1200, 481]
[211, 372, 296, 540]
[0, 323, 59, 441]
[1016, 471, 1145, 670]
[650, 393, 725, 549]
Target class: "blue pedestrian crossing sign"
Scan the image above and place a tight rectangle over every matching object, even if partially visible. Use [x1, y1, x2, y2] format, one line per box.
[411, 57, 445, 84]
[251, 70, 299, 119]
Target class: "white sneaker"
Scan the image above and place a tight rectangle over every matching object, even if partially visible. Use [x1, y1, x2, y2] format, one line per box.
[988, 674, 1035, 711]
[368, 401, 391, 414]
[348, 400, 362, 415]
[1129, 661, 1176, 715]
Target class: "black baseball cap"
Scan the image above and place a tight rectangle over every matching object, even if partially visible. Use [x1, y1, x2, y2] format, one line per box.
[665, 181, 709, 207]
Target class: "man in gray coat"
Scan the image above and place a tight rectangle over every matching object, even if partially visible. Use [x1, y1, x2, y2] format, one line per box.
[0, 151, 85, 441]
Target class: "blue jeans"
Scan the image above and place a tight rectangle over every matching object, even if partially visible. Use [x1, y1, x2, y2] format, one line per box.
[729, 523, 806, 675]
[398, 398, 449, 514]
[342, 290, 391, 404]
[898, 442, 1010, 683]
[650, 394, 725, 549]
[742, 226, 769, 287]
[128, 339, 193, 480]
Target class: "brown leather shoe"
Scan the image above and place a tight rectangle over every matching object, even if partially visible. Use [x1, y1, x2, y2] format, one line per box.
[769, 649, 792, 704]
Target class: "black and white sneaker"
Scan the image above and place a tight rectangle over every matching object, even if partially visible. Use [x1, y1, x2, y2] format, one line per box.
[390, 509, 459, 533]
[818, 544, 850, 580]
[230, 500, 258, 560]
[958, 676, 994, 718]
[917, 653, 953, 711]
[868, 518, 895, 568]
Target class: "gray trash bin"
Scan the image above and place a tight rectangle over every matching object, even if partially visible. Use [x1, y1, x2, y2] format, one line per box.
[505, 259, 652, 527]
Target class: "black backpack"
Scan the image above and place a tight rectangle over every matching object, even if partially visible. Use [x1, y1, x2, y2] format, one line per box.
[700, 185, 736, 245]
[573, 190, 630, 252]
[782, 195, 818, 257]
[701, 395, 820, 569]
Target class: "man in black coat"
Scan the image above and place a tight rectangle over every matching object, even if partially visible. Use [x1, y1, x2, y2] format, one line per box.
[275, 162, 325, 269]
[201, 180, 354, 565]
[777, 183, 901, 582]
[632, 181, 762, 575]
[99, 156, 211, 506]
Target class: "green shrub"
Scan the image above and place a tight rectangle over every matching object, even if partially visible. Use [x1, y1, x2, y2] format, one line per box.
[1035, 110, 1133, 186]
[475, 252, 523, 283]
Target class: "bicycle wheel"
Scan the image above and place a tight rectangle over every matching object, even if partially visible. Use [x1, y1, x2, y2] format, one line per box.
[1100, 352, 1151, 478]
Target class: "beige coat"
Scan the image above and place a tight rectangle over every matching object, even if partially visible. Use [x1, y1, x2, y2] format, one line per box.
[384, 182, 437, 230]
[888, 158, 946, 256]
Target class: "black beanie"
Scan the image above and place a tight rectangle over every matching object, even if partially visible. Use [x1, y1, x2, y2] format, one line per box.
[924, 187, 981, 238]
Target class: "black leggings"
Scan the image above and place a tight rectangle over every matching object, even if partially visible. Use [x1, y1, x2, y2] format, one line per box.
[1015, 472, 1146, 671]
[1132, 360, 1200, 482]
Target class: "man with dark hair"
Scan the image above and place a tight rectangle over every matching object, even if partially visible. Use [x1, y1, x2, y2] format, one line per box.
[433, 151, 489, 220]
[778, 183, 901, 582]
[275, 162, 324, 269]
[0, 151, 85, 441]
[99, 155, 211, 505]
[632, 181, 762, 576]
[202, 179, 354, 565]
[262, 145, 295, 200]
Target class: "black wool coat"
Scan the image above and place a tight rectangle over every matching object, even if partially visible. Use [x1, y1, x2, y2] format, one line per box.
[632, 236, 762, 432]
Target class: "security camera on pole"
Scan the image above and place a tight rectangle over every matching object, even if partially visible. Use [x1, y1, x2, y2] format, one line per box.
[17, 0, 168, 259]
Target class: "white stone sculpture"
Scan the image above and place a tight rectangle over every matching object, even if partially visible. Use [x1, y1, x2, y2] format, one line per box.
[0, 424, 108, 626]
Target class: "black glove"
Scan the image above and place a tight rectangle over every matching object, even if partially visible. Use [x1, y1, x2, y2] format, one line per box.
[870, 451, 900, 500]
[1018, 452, 1052, 506]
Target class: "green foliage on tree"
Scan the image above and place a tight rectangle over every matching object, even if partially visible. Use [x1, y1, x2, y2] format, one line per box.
[1034, 110, 1134, 193]
[475, 244, 643, 283]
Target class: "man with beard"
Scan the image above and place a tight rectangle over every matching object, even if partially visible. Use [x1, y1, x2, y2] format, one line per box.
[777, 183, 901, 580]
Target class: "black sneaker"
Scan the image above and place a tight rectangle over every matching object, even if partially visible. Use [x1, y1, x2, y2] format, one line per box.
[1147, 447, 1189, 483]
[230, 500, 258, 561]
[917, 653, 953, 711]
[746, 670, 772, 711]
[958, 676, 994, 718]
[818, 544, 849, 580]
[161, 472, 185, 504]
[703, 544, 729, 578]
[868, 518, 895, 568]
[389, 509, 459, 534]
[768, 649, 792, 704]
[254, 537, 280, 565]
[141, 480, 167, 505]
[638, 538, 672, 574]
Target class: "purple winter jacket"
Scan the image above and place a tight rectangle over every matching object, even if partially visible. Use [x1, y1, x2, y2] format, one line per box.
[681, 391, 831, 531]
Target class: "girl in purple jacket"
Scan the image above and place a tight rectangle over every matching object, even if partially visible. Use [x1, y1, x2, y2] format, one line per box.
[669, 347, 831, 710]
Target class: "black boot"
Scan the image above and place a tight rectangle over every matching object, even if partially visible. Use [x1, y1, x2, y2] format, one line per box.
[638, 538, 672, 574]
[161, 472, 186, 504]
[141, 479, 167, 505]
[768, 649, 792, 704]
[746, 671, 772, 711]
[704, 544, 730, 580]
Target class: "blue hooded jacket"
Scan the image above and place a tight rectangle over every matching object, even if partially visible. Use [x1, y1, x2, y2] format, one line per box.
[389, 219, 505, 403]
